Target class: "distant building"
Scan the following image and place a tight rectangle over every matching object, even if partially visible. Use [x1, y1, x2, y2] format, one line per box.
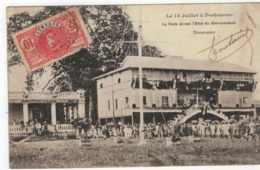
[93, 56, 257, 124]
[9, 91, 85, 134]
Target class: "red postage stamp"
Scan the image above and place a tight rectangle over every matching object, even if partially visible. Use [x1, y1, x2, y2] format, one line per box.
[12, 7, 92, 72]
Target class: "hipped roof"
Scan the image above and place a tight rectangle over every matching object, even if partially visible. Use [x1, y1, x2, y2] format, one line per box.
[93, 56, 255, 80]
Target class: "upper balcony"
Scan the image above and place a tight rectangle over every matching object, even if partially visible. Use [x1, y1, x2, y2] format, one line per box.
[9, 91, 85, 103]
[129, 104, 254, 113]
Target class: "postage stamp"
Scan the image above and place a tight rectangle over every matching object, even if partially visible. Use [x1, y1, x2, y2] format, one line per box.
[11, 7, 92, 72]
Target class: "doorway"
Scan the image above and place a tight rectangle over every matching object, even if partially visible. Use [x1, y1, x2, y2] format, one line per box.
[32, 109, 41, 121]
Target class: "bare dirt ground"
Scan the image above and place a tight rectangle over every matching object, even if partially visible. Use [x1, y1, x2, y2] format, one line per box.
[9, 137, 260, 168]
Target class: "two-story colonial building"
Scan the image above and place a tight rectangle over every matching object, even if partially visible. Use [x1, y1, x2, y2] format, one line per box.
[94, 56, 257, 124]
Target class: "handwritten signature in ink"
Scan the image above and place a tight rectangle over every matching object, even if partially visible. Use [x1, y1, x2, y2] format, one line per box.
[198, 27, 253, 65]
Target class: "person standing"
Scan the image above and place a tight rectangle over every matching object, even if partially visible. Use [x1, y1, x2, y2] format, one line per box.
[205, 123, 210, 137]
[191, 122, 198, 136]
[128, 125, 133, 138]
[20, 120, 25, 131]
[118, 120, 123, 136]
[53, 125, 58, 138]
[147, 124, 152, 139]
[42, 120, 48, 136]
[30, 120, 35, 134]
[158, 124, 163, 139]
[13, 119, 17, 125]
[163, 124, 168, 137]
[233, 121, 238, 137]
[180, 123, 185, 136]
[216, 123, 222, 137]
[209, 122, 216, 137]
[124, 125, 129, 138]
[37, 122, 42, 136]
[132, 125, 137, 138]
[222, 122, 230, 138]
[229, 122, 234, 139]
[88, 125, 94, 138]
[248, 120, 256, 141]
[187, 123, 192, 136]
[198, 122, 205, 137]
[154, 123, 159, 137]
[92, 126, 98, 139]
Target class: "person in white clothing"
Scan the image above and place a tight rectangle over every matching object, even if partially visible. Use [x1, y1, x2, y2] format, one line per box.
[92, 126, 98, 139]
[209, 122, 216, 137]
[222, 122, 230, 138]
[124, 125, 129, 138]
[216, 123, 222, 137]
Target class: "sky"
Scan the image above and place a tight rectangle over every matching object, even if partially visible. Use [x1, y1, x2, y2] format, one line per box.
[8, 4, 260, 100]
[125, 4, 260, 99]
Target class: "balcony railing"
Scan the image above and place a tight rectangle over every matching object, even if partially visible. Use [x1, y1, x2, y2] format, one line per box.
[132, 107, 178, 110]
[9, 125, 33, 134]
[130, 105, 254, 111]
[9, 91, 84, 100]
[56, 124, 75, 132]
[9, 124, 76, 134]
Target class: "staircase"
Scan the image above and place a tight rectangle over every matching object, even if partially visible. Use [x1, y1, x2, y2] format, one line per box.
[22, 133, 68, 142]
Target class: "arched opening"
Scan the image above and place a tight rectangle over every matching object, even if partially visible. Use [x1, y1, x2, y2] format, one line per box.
[180, 110, 228, 123]
[185, 112, 224, 123]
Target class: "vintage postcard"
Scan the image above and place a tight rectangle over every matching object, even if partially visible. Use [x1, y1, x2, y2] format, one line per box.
[7, 3, 260, 168]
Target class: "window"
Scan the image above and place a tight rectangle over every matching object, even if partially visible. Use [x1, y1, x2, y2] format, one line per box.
[143, 96, 147, 106]
[162, 96, 169, 107]
[125, 97, 129, 107]
[183, 72, 187, 79]
[100, 83, 103, 88]
[115, 99, 118, 109]
[118, 78, 121, 83]
[243, 97, 249, 106]
[143, 75, 147, 81]
[108, 100, 110, 110]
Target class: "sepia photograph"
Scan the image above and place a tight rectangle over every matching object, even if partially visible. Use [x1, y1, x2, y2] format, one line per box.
[7, 3, 260, 168]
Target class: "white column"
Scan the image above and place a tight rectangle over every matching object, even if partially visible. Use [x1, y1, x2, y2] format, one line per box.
[63, 103, 66, 116]
[236, 91, 239, 105]
[152, 89, 156, 105]
[68, 105, 73, 118]
[78, 100, 85, 118]
[132, 89, 136, 105]
[89, 95, 93, 120]
[73, 105, 78, 118]
[63, 103, 68, 123]
[51, 102, 57, 125]
[23, 102, 29, 123]
[158, 96, 161, 107]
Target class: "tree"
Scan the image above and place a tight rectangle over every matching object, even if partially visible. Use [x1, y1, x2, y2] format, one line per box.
[7, 6, 162, 122]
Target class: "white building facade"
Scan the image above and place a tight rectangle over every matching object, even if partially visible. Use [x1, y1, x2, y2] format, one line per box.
[9, 91, 85, 134]
[94, 56, 257, 124]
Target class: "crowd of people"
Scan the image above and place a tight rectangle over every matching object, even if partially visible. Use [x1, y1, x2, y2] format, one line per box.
[74, 121, 140, 139]
[74, 118, 260, 141]
[14, 115, 260, 142]
[15, 118, 49, 136]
